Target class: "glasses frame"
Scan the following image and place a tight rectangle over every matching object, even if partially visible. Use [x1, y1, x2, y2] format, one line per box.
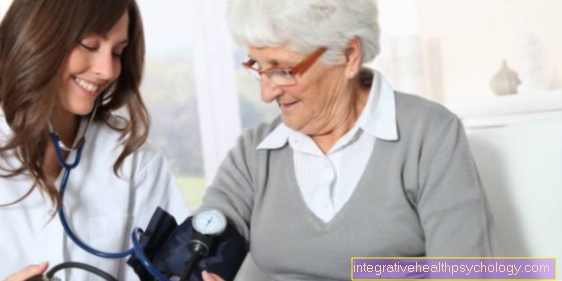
[242, 47, 327, 85]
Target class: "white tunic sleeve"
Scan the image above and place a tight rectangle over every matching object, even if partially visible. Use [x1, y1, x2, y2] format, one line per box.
[118, 146, 191, 280]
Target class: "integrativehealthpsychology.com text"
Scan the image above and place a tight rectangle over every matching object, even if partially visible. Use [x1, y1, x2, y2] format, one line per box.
[350, 257, 557, 280]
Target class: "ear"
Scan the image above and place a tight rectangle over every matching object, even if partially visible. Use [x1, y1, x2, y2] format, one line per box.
[344, 37, 362, 79]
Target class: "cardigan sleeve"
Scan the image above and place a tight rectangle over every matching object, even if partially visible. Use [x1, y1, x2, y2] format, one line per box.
[199, 128, 258, 246]
[417, 116, 501, 256]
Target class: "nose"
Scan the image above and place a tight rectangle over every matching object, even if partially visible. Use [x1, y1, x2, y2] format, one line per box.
[260, 75, 284, 103]
[92, 51, 117, 80]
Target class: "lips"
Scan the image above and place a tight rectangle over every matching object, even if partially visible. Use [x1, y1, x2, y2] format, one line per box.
[280, 101, 299, 111]
[73, 77, 101, 98]
[74, 77, 99, 91]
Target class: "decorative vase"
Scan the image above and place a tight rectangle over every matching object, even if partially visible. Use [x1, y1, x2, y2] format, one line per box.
[490, 60, 520, 96]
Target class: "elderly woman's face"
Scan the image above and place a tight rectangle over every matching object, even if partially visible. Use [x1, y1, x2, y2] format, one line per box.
[249, 46, 347, 135]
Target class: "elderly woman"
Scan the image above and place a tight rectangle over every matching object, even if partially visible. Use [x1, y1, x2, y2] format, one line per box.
[199, 0, 500, 280]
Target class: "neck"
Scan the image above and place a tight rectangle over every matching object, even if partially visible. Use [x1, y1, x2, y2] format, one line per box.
[311, 82, 370, 154]
[43, 108, 80, 179]
[50, 109, 81, 148]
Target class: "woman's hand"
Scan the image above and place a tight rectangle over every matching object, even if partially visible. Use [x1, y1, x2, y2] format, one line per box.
[3, 262, 48, 281]
[201, 270, 226, 281]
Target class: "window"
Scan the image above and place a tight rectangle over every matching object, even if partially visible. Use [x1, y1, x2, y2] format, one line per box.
[137, 0, 206, 208]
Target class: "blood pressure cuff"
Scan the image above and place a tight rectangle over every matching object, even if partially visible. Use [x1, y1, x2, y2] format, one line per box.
[127, 207, 247, 281]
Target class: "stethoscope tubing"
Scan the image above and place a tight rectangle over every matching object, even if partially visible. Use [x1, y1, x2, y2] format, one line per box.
[48, 108, 165, 278]
[132, 228, 173, 281]
[57, 165, 167, 278]
[57, 167, 135, 258]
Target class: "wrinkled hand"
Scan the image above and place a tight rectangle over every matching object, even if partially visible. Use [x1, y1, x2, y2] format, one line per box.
[3, 262, 48, 281]
[201, 270, 226, 281]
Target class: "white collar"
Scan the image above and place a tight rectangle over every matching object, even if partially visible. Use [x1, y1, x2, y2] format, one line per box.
[257, 68, 398, 150]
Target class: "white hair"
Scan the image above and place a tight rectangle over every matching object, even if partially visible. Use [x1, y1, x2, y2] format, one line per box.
[226, 0, 380, 65]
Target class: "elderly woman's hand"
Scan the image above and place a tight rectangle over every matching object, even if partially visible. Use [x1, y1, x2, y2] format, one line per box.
[201, 270, 226, 281]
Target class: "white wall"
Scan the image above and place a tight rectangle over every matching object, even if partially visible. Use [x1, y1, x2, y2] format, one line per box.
[419, 0, 562, 102]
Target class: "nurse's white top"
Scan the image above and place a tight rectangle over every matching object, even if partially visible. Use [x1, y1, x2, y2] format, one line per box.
[0, 111, 190, 281]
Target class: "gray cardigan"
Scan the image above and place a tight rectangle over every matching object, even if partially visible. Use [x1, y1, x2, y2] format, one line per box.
[201, 92, 500, 280]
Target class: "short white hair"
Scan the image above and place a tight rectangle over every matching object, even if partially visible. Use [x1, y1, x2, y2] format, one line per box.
[226, 0, 380, 65]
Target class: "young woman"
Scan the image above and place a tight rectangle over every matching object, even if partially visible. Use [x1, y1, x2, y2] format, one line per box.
[0, 0, 189, 280]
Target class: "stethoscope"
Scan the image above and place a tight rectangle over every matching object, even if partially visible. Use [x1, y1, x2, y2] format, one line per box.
[46, 99, 182, 281]
[48, 101, 133, 259]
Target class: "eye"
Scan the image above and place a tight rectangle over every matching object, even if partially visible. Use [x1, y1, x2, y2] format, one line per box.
[267, 69, 292, 78]
[79, 42, 97, 52]
[112, 49, 124, 58]
[78, 37, 100, 51]
[246, 59, 260, 70]
[112, 43, 128, 58]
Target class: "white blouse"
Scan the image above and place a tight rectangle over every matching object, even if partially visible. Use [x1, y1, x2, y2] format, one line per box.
[258, 69, 398, 222]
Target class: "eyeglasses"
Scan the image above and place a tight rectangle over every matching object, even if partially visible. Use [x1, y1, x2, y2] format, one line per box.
[242, 47, 327, 86]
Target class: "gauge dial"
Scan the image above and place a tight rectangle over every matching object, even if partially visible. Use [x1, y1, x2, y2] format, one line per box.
[192, 209, 227, 235]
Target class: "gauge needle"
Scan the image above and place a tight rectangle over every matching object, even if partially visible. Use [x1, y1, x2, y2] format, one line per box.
[205, 218, 213, 228]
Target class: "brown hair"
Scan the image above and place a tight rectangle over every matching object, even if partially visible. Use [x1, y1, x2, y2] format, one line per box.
[0, 0, 149, 211]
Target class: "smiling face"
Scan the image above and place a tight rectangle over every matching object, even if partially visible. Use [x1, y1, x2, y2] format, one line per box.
[249, 45, 350, 135]
[57, 12, 129, 116]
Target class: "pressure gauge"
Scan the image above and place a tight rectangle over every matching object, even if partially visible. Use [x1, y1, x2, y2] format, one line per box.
[192, 209, 227, 236]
